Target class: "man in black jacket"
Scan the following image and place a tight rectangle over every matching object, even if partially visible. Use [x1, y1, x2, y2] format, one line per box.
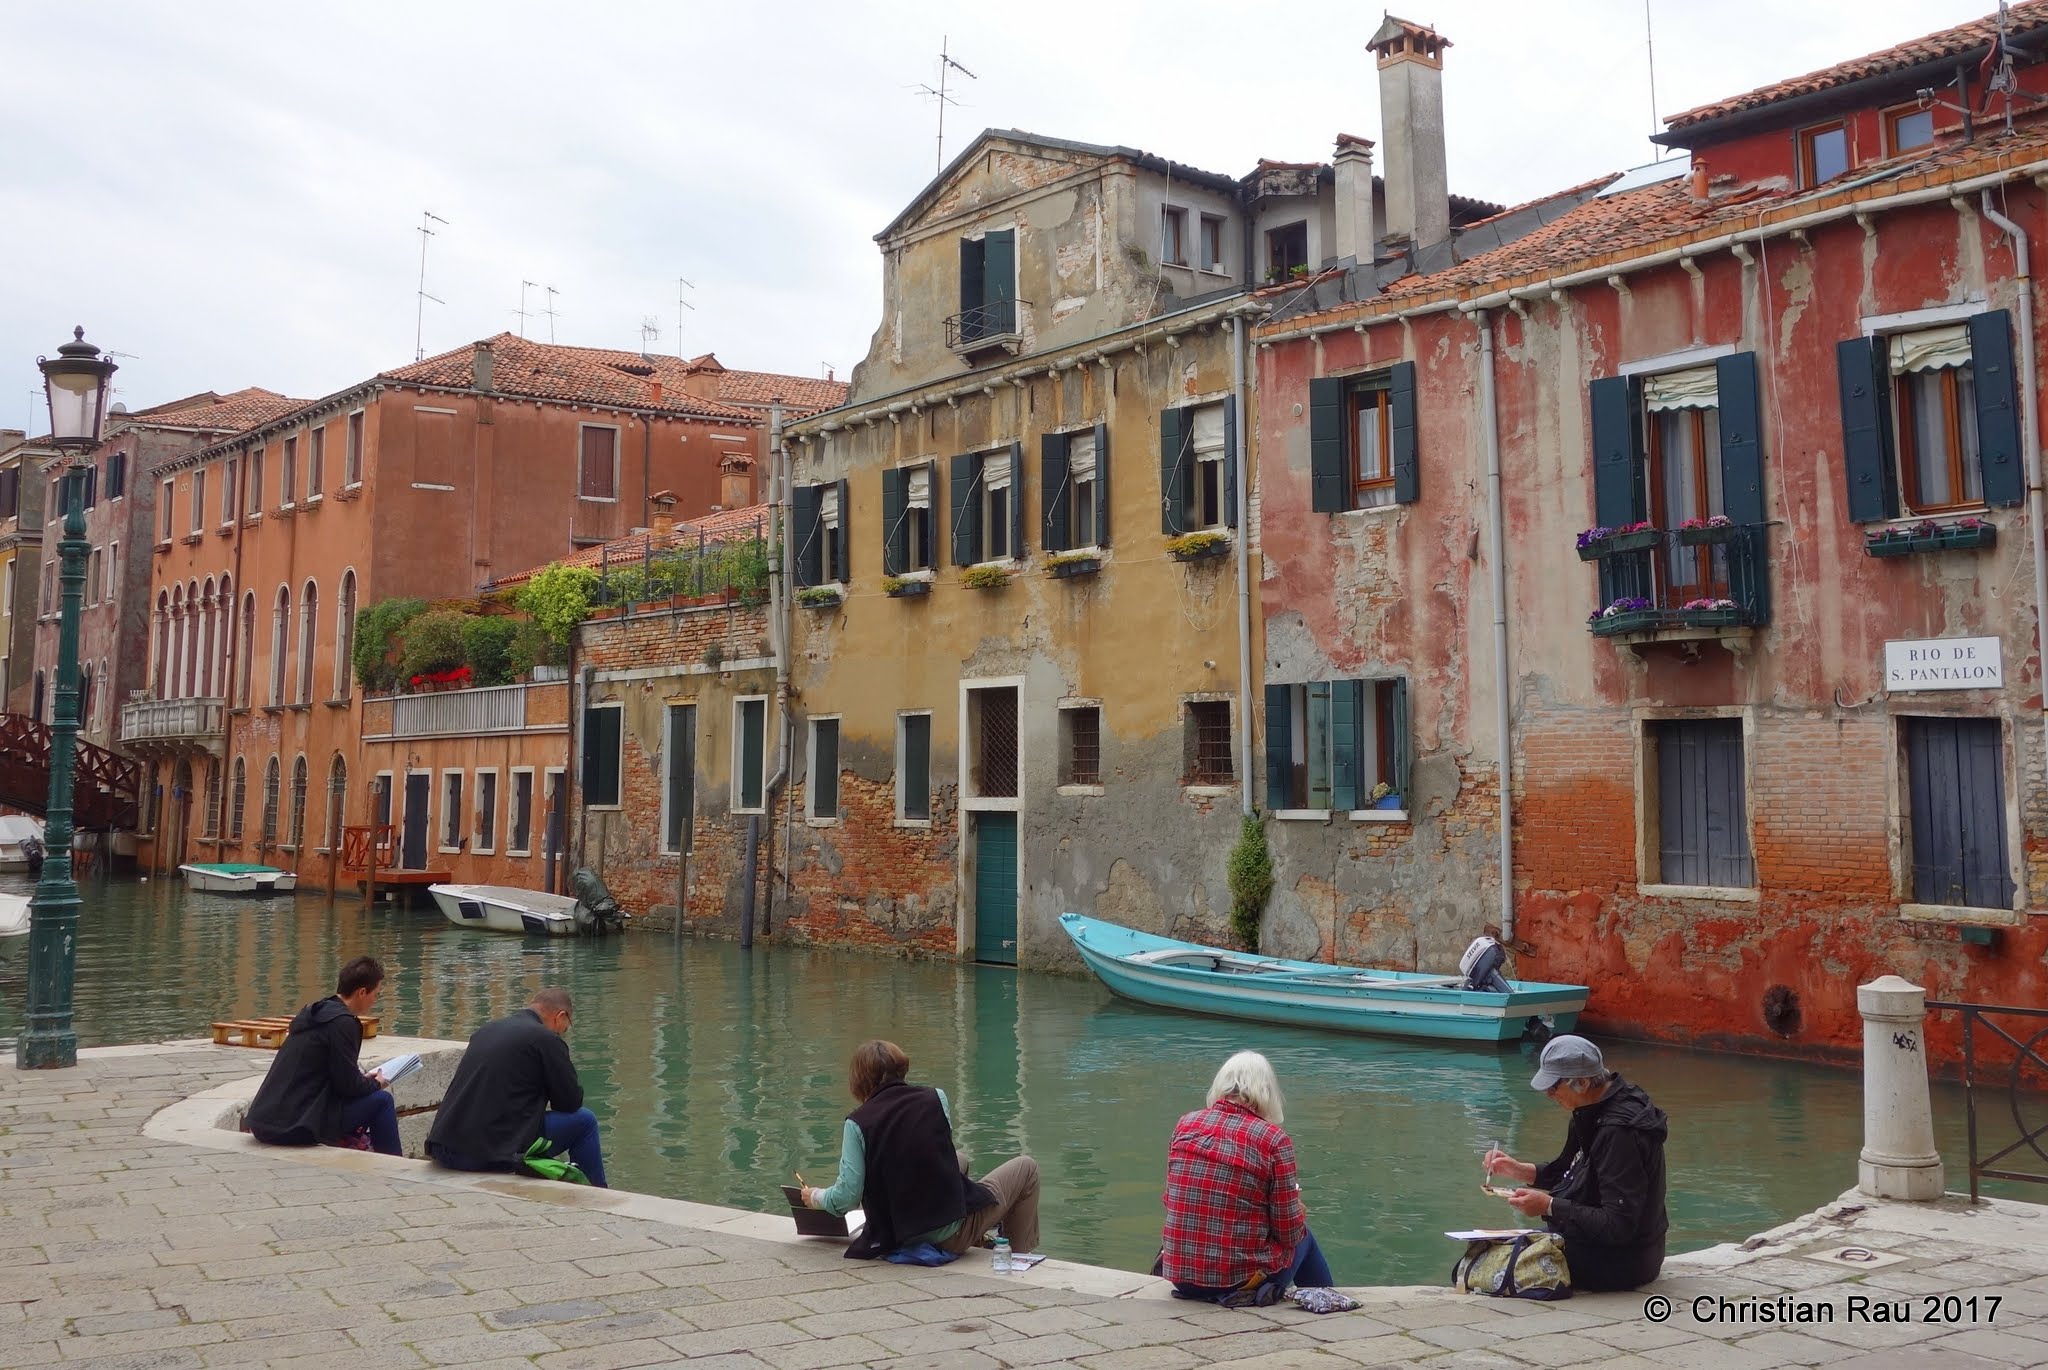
[425, 987, 607, 1186]
[1486, 1035, 1669, 1291]
[244, 956, 399, 1155]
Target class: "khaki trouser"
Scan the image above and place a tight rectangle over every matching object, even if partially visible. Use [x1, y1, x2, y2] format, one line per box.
[940, 1155, 1041, 1256]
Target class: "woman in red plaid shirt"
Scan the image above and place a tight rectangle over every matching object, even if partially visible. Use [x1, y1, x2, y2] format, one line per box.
[1159, 1051, 1333, 1301]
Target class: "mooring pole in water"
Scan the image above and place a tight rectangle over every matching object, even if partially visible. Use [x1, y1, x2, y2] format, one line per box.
[739, 815, 759, 949]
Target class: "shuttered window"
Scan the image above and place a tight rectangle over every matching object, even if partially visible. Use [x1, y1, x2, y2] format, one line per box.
[734, 697, 767, 812]
[1904, 717, 2013, 910]
[950, 446, 1023, 564]
[1651, 719, 1753, 888]
[1041, 425, 1110, 553]
[1308, 364, 1416, 513]
[1264, 679, 1408, 812]
[582, 703, 622, 807]
[809, 717, 840, 820]
[578, 426, 619, 500]
[883, 462, 939, 574]
[1161, 399, 1237, 533]
[663, 704, 695, 854]
[898, 713, 931, 820]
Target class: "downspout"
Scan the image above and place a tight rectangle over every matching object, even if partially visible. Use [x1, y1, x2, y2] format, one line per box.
[1230, 317, 1253, 815]
[1473, 307, 1516, 942]
[1979, 190, 2048, 810]
[762, 404, 793, 933]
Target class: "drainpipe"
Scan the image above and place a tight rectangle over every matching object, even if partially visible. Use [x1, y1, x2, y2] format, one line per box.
[1473, 307, 1516, 942]
[761, 403, 793, 932]
[1229, 316, 1254, 816]
[1978, 190, 2048, 807]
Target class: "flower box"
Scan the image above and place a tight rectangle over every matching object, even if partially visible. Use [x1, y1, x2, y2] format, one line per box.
[1864, 521, 1996, 558]
[797, 589, 842, 610]
[884, 578, 931, 599]
[1577, 527, 1659, 560]
[1602, 528, 1660, 554]
[1676, 522, 1738, 546]
[961, 566, 1012, 590]
[1938, 523, 1997, 551]
[1671, 607, 1742, 629]
[1168, 538, 1230, 564]
[1589, 610, 1662, 637]
[1047, 556, 1102, 579]
[1865, 534, 1914, 559]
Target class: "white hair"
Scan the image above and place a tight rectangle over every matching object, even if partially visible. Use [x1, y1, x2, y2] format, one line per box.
[1207, 1050, 1284, 1125]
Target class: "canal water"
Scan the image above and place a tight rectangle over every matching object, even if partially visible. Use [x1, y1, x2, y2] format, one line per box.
[0, 877, 2005, 1286]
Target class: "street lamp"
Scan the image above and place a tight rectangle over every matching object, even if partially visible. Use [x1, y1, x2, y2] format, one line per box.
[17, 327, 115, 1069]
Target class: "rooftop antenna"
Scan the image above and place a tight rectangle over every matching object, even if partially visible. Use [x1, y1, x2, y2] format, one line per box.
[676, 276, 697, 359]
[414, 209, 449, 361]
[1643, 0, 1661, 156]
[542, 285, 561, 344]
[513, 280, 539, 338]
[640, 316, 662, 356]
[915, 36, 977, 174]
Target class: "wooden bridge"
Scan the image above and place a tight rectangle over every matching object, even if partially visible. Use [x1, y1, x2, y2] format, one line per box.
[0, 712, 142, 831]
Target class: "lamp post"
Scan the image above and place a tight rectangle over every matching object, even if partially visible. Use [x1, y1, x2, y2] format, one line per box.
[17, 327, 115, 1070]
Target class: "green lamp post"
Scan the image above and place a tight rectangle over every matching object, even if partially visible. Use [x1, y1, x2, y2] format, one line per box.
[17, 327, 116, 1070]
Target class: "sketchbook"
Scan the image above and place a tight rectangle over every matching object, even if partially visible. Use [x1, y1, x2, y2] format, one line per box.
[781, 1184, 852, 1238]
[376, 1053, 423, 1086]
[1444, 1227, 1540, 1241]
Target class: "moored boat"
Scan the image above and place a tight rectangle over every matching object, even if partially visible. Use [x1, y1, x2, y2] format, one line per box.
[178, 863, 297, 895]
[0, 892, 28, 953]
[429, 883, 593, 937]
[0, 815, 45, 873]
[1058, 913, 1585, 1044]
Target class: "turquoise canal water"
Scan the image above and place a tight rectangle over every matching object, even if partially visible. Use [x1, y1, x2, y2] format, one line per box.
[0, 877, 2008, 1285]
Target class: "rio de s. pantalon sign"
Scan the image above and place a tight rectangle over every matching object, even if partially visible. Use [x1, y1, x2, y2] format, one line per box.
[1883, 636, 2003, 691]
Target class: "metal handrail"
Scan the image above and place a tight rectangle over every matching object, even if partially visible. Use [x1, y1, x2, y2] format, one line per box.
[1926, 998, 2048, 1201]
[945, 299, 1026, 349]
[1585, 523, 1767, 625]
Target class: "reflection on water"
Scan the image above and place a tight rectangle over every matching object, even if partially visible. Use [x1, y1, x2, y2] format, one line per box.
[0, 876, 2000, 1284]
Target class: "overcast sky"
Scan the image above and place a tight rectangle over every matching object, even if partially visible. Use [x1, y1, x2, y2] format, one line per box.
[0, 0, 1993, 425]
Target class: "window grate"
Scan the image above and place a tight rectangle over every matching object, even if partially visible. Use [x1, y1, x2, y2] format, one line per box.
[977, 688, 1019, 798]
[1188, 701, 1234, 785]
[1064, 707, 1101, 787]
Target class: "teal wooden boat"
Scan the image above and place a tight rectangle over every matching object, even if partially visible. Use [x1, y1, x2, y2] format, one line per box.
[1059, 913, 1585, 1044]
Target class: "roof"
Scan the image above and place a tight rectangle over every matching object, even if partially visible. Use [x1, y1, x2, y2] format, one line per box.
[119, 388, 304, 435]
[1663, 0, 2048, 135]
[383, 335, 760, 422]
[492, 502, 772, 589]
[678, 354, 848, 413]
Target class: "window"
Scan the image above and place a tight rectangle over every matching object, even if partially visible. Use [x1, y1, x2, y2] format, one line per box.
[1192, 404, 1231, 528]
[1060, 704, 1102, 788]
[0, 468, 16, 521]
[440, 770, 464, 850]
[1886, 105, 1936, 155]
[281, 436, 297, 506]
[1649, 718, 1753, 888]
[345, 410, 365, 485]
[325, 755, 347, 850]
[297, 581, 317, 704]
[579, 425, 619, 501]
[662, 704, 695, 854]
[510, 768, 535, 854]
[1838, 313, 2022, 522]
[1184, 699, 1234, 786]
[883, 462, 939, 574]
[809, 717, 841, 820]
[984, 451, 1014, 560]
[1310, 368, 1419, 513]
[1350, 386, 1395, 509]
[106, 450, 126, 500]
[956, 228, 1018, 343]
[86, 548, 101, 605]
[1644, 370, 1728, 598]
[202, 761, 222, 838]
[82, 465, 96, 509]
[467, 769, 495, 852]
[40, 563, 52, 616]
[1903, 717, 2013, 909]
[2, 559, 12, 613]
[289, 755, 308, 849]
[734, 697, 767, 812]
[1042, 427, 1108, 553]
[335, 570, 356, 699]
[898, 712, 931, 821]
[966, 686, 1019, 799]
[158, 478, 174, 541]
[247, 448, 264, 515]
[221, 458, 238, 524]
[793, 480, 849, 586]
[1264, 680, 1408, 811]
[230, 758, 246, 839]
[307, 426, 325, 495]
[1895, 327, 1982, 513]
[582, 701, 622, 807]
[1800, 121, 1849, 186]
[105, 542, 117, 604]
[238, 590, 255, 707]
[1199, 215, 1225, 273]
[950, 446, 1024, 565]
[260, 756, 280, 845]
[1161, 402, 1237, 533]
[1162, 206, 1189, 266]
[269, 585, 290, 705]
[1266, 221, 1308, 280]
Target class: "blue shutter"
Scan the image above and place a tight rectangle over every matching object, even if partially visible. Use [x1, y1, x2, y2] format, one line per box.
[1222, 395, 1240, 528]
[983, 230, 1016, 309]
[950, 453, 980, 565]
[1159, 407, 1189, 534]
[926, 459, 943, 568]
[1330, 680, 1362, 812]
[1835, 336, 1898, 523]
[1093, 421, 1111, 548]
[1390, 678, 1410, 800]
[1263, 684, 1291, 811]
[1970, 309, 2024, 507]
[1309, 377, 1345, 513]
[881, 466, 908, 576]
[1589, 376, 1642, 527]
[1007, 441, 1025, 558]
[791, 483, 822, 588]
[1041, 433, 1070, 554]
[1390, 361, 1419, 505]
[1715, 352, 1770, 625]
[832, 479, 850, 584]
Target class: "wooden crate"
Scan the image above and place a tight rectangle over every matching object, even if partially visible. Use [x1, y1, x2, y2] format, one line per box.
[210, 1014, 381, 1049]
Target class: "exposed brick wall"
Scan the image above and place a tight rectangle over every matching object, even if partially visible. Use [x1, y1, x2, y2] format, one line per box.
[778, 772, 958, 958]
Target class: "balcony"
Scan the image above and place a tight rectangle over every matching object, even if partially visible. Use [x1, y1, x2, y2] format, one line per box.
[944, 299, 1027, 360]
[391, 683, 527, 738]
[120, 696, 226, 756]
[1583, 523, 1768, 652]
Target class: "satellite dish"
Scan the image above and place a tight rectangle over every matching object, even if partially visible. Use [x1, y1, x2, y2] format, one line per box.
[109, 402, 128, 414]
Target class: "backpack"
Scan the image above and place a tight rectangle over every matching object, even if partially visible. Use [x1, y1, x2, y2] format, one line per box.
[520, 1137, 590, 1185]
[1451, 1232, 1572, 1299]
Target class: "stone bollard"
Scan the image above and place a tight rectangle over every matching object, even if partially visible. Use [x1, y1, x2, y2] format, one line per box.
[1857, 974, 1946, 1201]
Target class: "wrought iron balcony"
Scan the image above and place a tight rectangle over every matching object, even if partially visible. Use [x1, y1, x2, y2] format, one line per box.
[945, 299, 1026, 354]
[1583, 523, 1769, 642]
[119, 696, 226, 754]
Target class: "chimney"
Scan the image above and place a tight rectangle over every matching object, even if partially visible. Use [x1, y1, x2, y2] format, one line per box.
[1332, 134, 1377, 264]
[1369, 15, 1452, 251]
[649, 489, 679, 542]
[720, 454, 754, 510]
[471, 340, 495, 393]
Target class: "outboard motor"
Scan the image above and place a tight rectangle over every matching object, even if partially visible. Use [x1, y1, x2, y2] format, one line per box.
[570, 867, 629, 935]
[1459, 935, 1512, 993]
[21, 836, 44, 875]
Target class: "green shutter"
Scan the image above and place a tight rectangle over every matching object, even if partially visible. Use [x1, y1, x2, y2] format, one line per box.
[1305, 682, 1332, 810]
[927, 459, 943, 566]
[740, 702, 764, 810]
[1391, 679, 1411, 800]
[1835, 336, 1898, 523]
[1041, 433, 1069, 553]
[1222, 396, 1240, 528]
[791, 483, 822, 588]
[1970, 309, 2024, 507]
[1330, 680, 1362, 812]
[960, 238, 984, 317]
[881, 466, 908, 576]
[950, 453, 981, 565]
[1093, 421, 1111, 548]
[1007, 441, 1025, 558]
[983, 230, 1016, 308]
[1263, 684, 1291, 811]
[1589, 376, 1642, 527]
[1390, 360, 1419, 505]
[1715, 352, 1769, 625]
[1158, 407, 1189, 534]
[832, 479, 851, 583]
[1309, 377, 1345, 512]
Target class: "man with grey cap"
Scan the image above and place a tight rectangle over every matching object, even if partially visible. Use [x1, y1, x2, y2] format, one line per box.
[1483, 1034, 1668, 1291]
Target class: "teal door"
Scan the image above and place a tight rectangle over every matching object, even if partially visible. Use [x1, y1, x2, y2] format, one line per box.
[972, 812, 1018, 966]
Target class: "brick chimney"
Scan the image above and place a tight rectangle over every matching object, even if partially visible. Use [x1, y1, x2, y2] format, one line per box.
[1369, 15, 1452, 251]
[649, 489, 679, 541]
[1332, 134, 1377, 264]
[472, 340, 495, 393]
[720, 454, 754, 510]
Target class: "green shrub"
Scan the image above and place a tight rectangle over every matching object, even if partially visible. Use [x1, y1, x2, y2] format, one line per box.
[962, 564, 1011, 589]
[517, 564, 599, 649]
[1227, 816, 1274, 952]
[508, 618, 563, 677]
[396, 608, 469, 682]
[461, 615, 519, 686]
[352, 598, 427, 691]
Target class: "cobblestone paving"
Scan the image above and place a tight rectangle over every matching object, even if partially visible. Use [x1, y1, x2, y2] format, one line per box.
[6, 1043, 2048, 1368]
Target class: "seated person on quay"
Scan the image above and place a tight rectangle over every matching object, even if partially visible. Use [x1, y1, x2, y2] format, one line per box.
[801, 1038, 1041, 1261]
[243, 955, 401, 1157]
[426, 986, 608, 1187]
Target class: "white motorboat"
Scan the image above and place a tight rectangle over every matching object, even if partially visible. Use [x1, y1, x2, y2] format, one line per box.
[0, 815, 45, 872]
[0, 892, 29, 953]
[178, 862, 297, 895]
[429, 883, 589, 936]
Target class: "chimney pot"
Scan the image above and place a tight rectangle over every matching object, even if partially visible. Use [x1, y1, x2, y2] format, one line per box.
[472, 341, 496, 393]
[1690, 161, 1710, 201]
[649, 488, 679, 541]
[1332, 135, 1377, 264]
[1369, 16, 1453, 251]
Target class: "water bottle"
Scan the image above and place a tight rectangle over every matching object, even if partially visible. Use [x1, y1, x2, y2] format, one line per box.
[992, 1233, 1012, 1274]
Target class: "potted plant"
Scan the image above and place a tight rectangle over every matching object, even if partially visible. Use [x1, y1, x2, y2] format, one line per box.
[883, 575, 931, 598]
[1904, 518, 1947, 553]
[1939, 515, 1997, 550]
[962, 564, 1012, 590]
[797, 586, 843, 609]
[1289, 264, 1310, 281]
[1673, 596, 1741, 628]
[1368, 781, 1403, 812]
[1864, 525, 1914, 558]
[1676, 514, 1737, 546]
[1574, 526, 1614, 561]
[1587, 595, 1659, 637]
[1045, 551, 1102, 579]
[1167, 531, 1230, 563]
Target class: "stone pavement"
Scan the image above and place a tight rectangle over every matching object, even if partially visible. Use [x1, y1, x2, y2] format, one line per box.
[6, 1041, 2048, 1369]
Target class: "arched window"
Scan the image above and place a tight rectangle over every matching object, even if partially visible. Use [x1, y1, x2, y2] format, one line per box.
[31, 670, 44, 722]
[325, 754, 348, 849]
[269, 585, 290, 706]
[216, 575, 233, 699]
[260, 756, 280, 844]
[288, 754, 308, 849]
[96, 656, 108, 733]
[238, 590, 255, 707]
[297, 581, 318, 704]
[335, 570, 357, 700]
[183, 580, 200, 697]
[153, 590, 169, 697]
[229, 757, 246, 839]
[169, 584, 185, 699]
[199, 577, 216, 697]
[77, 661, 91, 731]
[202, 759, 222, 838]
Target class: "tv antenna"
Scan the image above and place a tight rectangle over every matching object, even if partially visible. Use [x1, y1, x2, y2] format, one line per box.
[915, 36, 977, 174]
[414, 210, 449, 361]
[542, 285, 561, 344]
[1643, 0, 1661, 154]
[513, 280, 539, 338]
[640, 316, 662, 354]
[676, 277, 696, 358]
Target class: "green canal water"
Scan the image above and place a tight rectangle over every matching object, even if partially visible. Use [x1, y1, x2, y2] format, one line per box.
[0, 877, 2005, 1286]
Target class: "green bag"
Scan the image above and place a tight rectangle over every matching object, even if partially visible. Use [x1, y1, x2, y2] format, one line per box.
[1451, 1232, 1572, 1300]
[520, 1137, 590, 1185]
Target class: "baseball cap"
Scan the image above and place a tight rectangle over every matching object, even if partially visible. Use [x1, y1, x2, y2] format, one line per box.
[1529, 1034, 1607, 1091]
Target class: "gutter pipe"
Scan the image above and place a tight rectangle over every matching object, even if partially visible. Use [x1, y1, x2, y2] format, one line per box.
[1472, 308, 1515, 942]
[763, 403, 793, 929]
[1230, 317, 1253, 816]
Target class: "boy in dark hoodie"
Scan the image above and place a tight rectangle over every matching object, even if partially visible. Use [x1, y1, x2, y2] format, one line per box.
[243, 956, 399, 1155]
[1485, 1034, 1670, 1291]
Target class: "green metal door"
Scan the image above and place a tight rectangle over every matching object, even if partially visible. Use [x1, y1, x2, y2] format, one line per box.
[972, 812, 1018, 966]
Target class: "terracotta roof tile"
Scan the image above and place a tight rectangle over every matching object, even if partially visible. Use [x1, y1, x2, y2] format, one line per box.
[713, 369, 848, 413]
[383, 335, 761, 422]
[493, 502, 773, 588]
[123, 387, 305, 435]
[1664, 1, 2048, 132]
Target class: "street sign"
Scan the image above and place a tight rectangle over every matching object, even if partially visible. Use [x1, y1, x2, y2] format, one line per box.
[1883, 636, 2003, 692]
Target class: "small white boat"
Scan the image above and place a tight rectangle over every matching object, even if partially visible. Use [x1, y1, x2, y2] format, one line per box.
[0, 815, 45, 872]
[0, 892, 28, 953]
[178, 862, 297, 895]
[429, 883, 589, 936]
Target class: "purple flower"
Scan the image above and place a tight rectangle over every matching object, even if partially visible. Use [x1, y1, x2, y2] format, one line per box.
[1576, 526, 1614, 550]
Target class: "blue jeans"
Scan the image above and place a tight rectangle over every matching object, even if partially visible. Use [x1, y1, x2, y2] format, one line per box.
[338, 1089, 401, 1156]
[540, 1108, 608, 1188]
[1173, 1230, 1333, 1301]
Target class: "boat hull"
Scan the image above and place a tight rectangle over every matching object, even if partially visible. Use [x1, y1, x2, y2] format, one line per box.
[178, 864, 297, 895]
[429, 884, 584, 937]
[0, 892, 28, 953]
[1059, 913, 1584, 1044]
